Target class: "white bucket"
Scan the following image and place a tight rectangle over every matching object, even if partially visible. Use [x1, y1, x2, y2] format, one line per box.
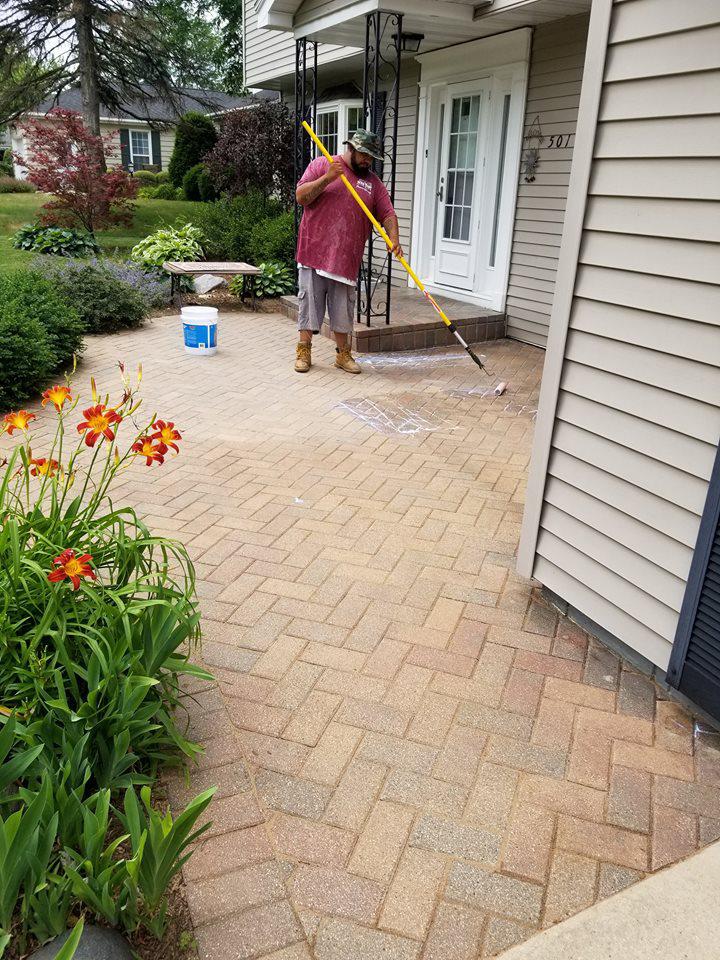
[182, 306, 218, 355]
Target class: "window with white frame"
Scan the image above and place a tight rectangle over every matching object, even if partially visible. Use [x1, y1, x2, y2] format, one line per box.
[130, 130, 151, 168]
[315, 102, 363, 157]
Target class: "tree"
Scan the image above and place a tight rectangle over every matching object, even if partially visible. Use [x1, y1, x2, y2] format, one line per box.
[18, 108, 139, 234]
[205, 100, 295, 206]
[0, 0, 237, 135]
[155, 0, 246, 94]
[167, 112, 217, 187]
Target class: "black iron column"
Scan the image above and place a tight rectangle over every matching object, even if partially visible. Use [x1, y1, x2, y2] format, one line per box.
[294, 39, 318, 242]
[357, 12, 402, 327]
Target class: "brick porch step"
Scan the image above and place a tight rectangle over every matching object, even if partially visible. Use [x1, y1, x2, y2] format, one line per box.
[279, 291, 505, 353]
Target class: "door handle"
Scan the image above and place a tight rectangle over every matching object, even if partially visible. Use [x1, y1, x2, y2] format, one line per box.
[436, 184, 444, 202]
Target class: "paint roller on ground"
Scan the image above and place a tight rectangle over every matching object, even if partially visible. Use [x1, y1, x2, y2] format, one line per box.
[301, 120, 504, 392]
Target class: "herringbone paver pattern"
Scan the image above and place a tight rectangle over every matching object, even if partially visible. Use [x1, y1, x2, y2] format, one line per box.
[19, 310, 720, 959]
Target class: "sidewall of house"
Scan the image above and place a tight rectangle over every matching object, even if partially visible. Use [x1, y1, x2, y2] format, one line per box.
[505, 13, 590, 347]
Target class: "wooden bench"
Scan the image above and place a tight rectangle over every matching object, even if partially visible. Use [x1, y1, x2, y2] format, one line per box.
[163, 261, 263, 309]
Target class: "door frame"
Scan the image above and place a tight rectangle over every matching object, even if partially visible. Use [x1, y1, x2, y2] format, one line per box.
[410, 29, 531, 311]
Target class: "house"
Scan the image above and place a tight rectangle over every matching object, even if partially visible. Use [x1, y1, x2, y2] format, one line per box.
[246, 0, 720, 722]
[10, 85, 279, 178]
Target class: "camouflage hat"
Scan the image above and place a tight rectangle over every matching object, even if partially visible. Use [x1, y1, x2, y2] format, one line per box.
[343, 129, 384, 161]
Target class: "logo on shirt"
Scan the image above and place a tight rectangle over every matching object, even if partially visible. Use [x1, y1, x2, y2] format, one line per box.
[356, 178, 373, 195]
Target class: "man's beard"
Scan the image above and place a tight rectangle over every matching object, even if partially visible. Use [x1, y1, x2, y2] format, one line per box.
[350, 156, 371, 175]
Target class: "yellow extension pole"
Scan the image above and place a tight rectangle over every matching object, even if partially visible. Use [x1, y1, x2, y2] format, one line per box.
[301, 120, 488, 373]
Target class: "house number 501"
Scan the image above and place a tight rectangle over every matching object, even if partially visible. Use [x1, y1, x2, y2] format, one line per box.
[547, 134, 573, 148]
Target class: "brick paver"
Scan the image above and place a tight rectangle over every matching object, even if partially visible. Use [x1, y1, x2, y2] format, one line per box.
[20, 310, 720, 958]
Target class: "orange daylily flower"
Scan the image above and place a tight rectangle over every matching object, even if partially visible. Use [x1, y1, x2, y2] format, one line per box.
[77, 404, 123, 447]
[30, 457, 60, 477]
[47, 549, 96, 590]
[42, 385, 72, 412]
[151, 420, 182, 454]
[3, 410, 36, 435]
[132, 436, 166, 466]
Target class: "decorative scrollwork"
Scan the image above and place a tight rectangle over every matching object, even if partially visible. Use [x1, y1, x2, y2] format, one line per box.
[294, 39, 317, 238]
[357, 11, 403, 326]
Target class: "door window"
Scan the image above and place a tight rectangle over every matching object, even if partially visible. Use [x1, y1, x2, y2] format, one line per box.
[443, 95, 481, 243]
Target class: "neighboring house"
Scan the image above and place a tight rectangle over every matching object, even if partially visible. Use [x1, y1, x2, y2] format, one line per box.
[10, 85, 279, 178]
[247, 0, 720, 722]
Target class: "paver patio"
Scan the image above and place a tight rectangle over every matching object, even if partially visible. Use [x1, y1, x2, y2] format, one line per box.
[28, 309, 720, 958]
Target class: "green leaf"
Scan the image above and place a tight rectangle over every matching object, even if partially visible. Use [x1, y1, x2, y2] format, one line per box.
[53, 918, 84, 960]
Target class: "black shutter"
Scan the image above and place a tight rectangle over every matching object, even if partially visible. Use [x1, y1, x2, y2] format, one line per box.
[119, 128, 131, 169]
[667, 439, 720, 720]
[151, 130, 161, 171]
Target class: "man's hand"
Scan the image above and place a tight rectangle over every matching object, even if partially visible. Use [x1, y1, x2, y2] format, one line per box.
[323, 158, 344, 183]
[389, 240, 404, 260]
[296, 157, 345, 205]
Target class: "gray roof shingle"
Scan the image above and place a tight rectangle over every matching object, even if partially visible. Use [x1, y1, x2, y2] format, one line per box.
[31, 85, 279, 123]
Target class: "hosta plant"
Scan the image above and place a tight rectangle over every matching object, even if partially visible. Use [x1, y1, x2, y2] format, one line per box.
[229, 260, 295, 299]
[129, 223, 204, 270]
[12, 224, 100, 258]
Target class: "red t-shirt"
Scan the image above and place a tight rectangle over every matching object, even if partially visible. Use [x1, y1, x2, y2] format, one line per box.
[296, 156, 396, 283]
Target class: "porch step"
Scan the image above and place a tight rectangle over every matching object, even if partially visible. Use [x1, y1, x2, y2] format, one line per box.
[279, 293, 505, 353]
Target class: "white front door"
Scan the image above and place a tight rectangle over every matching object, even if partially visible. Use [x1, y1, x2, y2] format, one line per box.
[433, 82, 490, 291]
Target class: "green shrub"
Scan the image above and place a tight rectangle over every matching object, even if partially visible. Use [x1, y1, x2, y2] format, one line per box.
[0, 270, 84, 372]
[0, 147, 13, 177]
[0, 176, 35, 193]
[150, 182, 182, 200]
[248, 210, 295, 267]
[0, 305, 54, 411]
[229, 260, 295, 299]
[133, 169, 160, 184]
[197, 165, 217, 202]
[182, 162, 204, 201]
[38, 261, 147, 334]
[12, 223, 99, 257]
[195, 190, 285, 261]
[168, 112, 217, 187]
[130, 222, 204, 270]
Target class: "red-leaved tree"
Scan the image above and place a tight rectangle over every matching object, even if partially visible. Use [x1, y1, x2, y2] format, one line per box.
[17, 109, 139, 234]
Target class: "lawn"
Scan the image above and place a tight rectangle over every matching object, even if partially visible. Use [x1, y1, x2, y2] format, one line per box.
[0, 192, 204, 273]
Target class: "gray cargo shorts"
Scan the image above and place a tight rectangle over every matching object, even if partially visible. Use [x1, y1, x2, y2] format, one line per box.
[297, 266, 355, 335]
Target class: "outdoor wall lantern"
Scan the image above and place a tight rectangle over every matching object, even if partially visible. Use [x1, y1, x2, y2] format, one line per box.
[394, 32, 424, 53]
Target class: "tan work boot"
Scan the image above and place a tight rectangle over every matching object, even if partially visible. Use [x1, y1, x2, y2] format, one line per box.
[335, 346, 361, 374]
[295, 341, 312, 373]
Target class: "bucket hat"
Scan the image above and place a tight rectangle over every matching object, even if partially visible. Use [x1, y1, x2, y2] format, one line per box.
[343, 129, 384, 161]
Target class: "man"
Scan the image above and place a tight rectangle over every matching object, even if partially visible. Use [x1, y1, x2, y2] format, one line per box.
[294, 129, 403, 374]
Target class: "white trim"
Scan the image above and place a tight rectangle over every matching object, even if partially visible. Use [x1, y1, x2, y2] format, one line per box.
[128, 127, 154, 168]
[410, 30, 530, 310]
[257, 0, 293, 30]
[294, 0, 477, 39]
[416, 28, 531, 81]
[516, 0, 614, 578]
[315, 99, 364, 156]
[24, 111, 162, 127]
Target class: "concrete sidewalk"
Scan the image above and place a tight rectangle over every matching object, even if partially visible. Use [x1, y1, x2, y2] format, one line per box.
[502, 840, 720, 960]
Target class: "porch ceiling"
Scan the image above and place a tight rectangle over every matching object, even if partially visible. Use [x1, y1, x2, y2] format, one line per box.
[268, 0, 591, 50]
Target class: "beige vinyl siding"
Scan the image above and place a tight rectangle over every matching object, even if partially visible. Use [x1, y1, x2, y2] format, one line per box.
[389, 60, 420, 287]
[158, 128, 176, 171]
[531, 0, 720, 670]
[505, 13, 589, 347]
[244, 0, 358, 89]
